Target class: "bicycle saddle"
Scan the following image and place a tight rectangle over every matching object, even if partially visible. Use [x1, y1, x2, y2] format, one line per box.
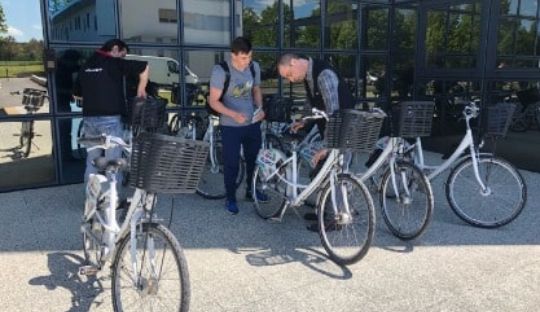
[92, 157, 129, 172]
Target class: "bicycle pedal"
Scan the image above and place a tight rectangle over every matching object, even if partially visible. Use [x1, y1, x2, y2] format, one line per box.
[79, 265, 99, 276]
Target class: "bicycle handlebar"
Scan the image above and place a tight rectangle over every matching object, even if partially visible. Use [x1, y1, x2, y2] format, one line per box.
[78, 134, 131, 152]
[463, 100, 480, 119]
[301, 108, 329, 122]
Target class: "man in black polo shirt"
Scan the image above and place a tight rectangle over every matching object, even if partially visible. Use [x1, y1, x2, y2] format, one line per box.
[74, 39, 149, 181]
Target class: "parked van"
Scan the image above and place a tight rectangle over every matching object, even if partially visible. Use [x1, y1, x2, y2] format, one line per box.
[124, 54, 198, 86]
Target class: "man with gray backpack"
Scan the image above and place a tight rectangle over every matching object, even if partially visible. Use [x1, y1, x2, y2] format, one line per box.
[208, 36, 267, 214]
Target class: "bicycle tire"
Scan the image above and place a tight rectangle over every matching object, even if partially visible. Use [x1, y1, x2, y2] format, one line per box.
[510, 105, 528, 132]
[318, 173, 375, 265]
[446, 156, 527, 228]
[112, 222, 190, 312]
[196, 134, 245, 199]
[380, 161, 434, 240]
[19, 121, 33, 158]
[252, 166, 287, 219]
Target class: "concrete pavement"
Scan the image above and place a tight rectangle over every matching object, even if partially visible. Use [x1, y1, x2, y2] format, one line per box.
[0, 156, 539, 311]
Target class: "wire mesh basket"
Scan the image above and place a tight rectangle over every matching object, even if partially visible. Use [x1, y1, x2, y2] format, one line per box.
[263, 95, 292, 122]
[398, 101, 435, 138]
[129, 132, 209, 194]
[129, 96, 167, 130]
[485, 102, 516, 138]
[22, 88, 46, 111]
[326, 109, 385, 153]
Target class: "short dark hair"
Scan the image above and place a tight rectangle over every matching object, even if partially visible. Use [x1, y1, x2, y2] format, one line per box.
[231, 37, 252, 54]
[101, 39, 129, 53]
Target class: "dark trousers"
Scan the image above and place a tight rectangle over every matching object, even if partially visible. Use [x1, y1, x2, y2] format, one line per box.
[221, 122, 262, 202]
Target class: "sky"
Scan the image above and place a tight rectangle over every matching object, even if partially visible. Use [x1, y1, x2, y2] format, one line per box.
[1, 0, 43, 42]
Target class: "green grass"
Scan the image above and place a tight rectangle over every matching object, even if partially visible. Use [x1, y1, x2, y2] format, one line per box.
[0, 61, 44, 78]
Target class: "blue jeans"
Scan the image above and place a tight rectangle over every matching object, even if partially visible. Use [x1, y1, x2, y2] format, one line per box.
[82, 116, 124, 182]
[221, 122, 262, 202]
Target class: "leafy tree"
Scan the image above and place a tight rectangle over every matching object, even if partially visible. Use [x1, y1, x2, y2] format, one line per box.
[0, 3, 7, 34]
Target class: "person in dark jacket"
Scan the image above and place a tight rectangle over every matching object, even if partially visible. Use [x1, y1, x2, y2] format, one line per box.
[73, 39, 149, 182]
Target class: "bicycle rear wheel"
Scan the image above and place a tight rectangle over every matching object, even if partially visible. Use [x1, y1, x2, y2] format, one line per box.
[112, 223, 190, 312]
[252, 166, 287, 219]
[380, 161, 434, 240]
[196, 136, 245, 199]
[318, 174, 374, 265]
[446, 156, 527, 228]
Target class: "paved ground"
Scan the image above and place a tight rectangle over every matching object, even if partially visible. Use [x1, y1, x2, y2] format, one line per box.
[0, 154, 539, 312]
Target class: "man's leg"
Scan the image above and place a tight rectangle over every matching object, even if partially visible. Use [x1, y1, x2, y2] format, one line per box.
[242, 122, 262, 198]
[221, 125, 242, 204]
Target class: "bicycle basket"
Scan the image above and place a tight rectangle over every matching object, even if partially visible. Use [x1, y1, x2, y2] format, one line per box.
[22, 88, 46, 110]
[263, 95, 292, 122]
[129, 132, 209, 194]
[326, 109, 385, 153]
[129, 96, 167, 130]
[485, 102, 516, 138]
[398, 101, 435, 138]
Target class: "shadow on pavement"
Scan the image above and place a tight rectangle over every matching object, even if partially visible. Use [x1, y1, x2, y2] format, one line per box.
[28, 252, 106, 312]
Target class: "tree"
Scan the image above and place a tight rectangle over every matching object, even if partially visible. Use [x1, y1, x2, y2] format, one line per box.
[0, 3, 7, 34]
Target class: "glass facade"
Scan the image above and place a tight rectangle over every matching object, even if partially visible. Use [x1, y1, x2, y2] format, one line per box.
[0, 0, 539, 191]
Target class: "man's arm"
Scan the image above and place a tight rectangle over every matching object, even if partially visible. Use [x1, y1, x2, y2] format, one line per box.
[318, 69, 340, 115]
[208, 87, 247, 124]
[136, 65, 149, 98]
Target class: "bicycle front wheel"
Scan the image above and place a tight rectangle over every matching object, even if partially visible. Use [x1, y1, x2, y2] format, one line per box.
[380, 161, 434, 240]
[252, 166, 287, 219]
[318, 174, 375, 265]
[446, 156, 527, 228]
[112, 223, 190, 312]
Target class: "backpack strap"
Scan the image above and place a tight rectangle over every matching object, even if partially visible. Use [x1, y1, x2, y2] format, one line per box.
[218, 61, 230, 102]
[218, 61, 256, 102]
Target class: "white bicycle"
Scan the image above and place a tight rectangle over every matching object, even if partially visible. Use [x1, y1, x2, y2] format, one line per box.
[408, 100, 527, 228]
[356, 103, 435, 241]
[79, 133, 197, 312]
[253, 108, 378, 265]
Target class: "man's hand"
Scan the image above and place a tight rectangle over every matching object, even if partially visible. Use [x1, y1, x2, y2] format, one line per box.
[252, 109, 265, 123]
[232, 112, 247, 124]
[311, 149, 329, 167]
[136, 87, 147, 98]
[291, 121, 305, 133]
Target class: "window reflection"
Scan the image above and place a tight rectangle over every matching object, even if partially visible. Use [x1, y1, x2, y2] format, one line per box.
[284, 0, 321, 48]
[241, 0, 278, 47]
[0, 120, 55, 189]
[48, 0, 117, 42]
[324, 0, 357, 49]
[360, 55, 386, 100]
[362, 5, 388, 50]
[54, 48, 93, 113]
[124, 49, 180, 107]
[183, 0, 231, 45]
[426, 2, 481, 69]
[119, 0, 177, 44]
[57, 117, 85, 184]
[184, 50, 226, 109]
[1, 0, 47, 114]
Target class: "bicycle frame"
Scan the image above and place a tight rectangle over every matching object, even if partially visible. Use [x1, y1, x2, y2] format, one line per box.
[81, 136, 158, 286]
[412, 103, 489, 192]
[264, 148, 349, 221]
